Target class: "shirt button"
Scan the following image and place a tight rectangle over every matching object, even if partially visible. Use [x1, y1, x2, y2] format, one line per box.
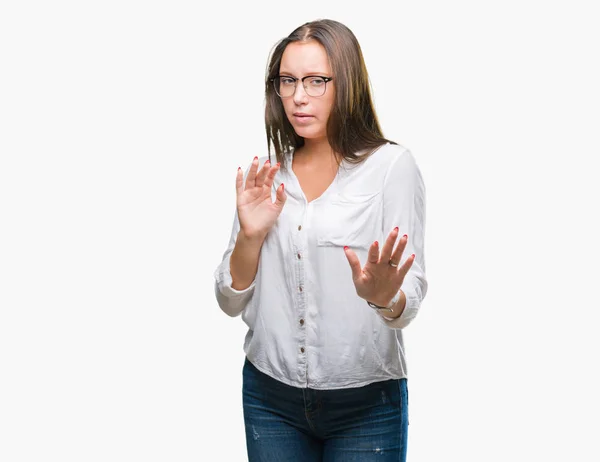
[300, 347, 305, 353]
[300, 319, 305, 326]
[298, 225, 302, 231]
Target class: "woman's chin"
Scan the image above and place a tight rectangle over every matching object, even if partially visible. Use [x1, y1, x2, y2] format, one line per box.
[293, 126, 324, 139]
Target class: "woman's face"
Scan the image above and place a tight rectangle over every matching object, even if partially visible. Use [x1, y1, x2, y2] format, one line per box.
[278, 40, 335, 142]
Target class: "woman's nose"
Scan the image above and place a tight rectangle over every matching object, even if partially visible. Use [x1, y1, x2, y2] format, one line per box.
[292, 82, 309, 105]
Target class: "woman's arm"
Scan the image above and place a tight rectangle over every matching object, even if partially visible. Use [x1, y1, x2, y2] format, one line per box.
[378, 147, 428, 329]
[213, 209, 261, 317]
[230, 229, 266, 290]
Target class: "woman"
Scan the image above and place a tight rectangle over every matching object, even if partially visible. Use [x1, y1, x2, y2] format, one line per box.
[214, 18, 427, 461]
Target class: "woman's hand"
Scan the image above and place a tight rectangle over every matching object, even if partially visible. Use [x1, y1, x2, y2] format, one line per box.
[343, 227, 415, 307]
[236, 156, 286, 240]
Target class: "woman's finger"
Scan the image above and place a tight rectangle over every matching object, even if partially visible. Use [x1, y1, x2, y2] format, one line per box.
[263, 162, 281, 189]
[343, 246, 363, 282]
[244, 156, 259, 190]
[379, 227, 399, 264]
[255, 159, 270, 189]
[273, 182, 286, 208]
[390, 233, 408, 266]
[236, 166, 244, 197]
[367, 241, 379, 266]
[397, 253, 415, 280]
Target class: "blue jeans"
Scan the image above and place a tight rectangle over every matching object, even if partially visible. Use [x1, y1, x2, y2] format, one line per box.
[242, 358, 409, 461]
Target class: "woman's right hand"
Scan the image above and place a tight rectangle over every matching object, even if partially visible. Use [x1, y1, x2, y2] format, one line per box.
[236, 156, 286, 241]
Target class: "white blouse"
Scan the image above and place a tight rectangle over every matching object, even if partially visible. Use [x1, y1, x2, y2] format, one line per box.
[214, 142, 427, 390]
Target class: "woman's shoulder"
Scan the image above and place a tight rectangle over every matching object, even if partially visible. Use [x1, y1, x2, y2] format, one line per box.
[359, 142, 413, 170]
[372, 142, 411, 159]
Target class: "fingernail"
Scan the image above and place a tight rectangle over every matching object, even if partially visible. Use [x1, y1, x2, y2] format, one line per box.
[281, 183, 284, 191]
[238, 166, 241, 170]
[344, 246, 349, 251]
[394, 227, 399, 232]
[265, 159, 270, 164]
[276, 162, 281, 167]
[403, 234, 407, 238]
[411, 254, 415, 258]
[254, 156, 258, 161]
[374, 241, 378, 246]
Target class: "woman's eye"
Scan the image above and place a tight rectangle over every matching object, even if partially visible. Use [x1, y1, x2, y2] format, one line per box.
[281, 78, 295, 85]
[309, 78, 325, 86]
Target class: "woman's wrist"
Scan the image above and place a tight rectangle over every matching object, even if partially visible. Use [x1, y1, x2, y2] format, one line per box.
[238, 228, 268, 245]
[386, 290, 407, 319]
[369, 290, 407, 319]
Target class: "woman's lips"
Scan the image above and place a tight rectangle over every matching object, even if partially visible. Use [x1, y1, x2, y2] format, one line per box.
[293, 114, 314, 124]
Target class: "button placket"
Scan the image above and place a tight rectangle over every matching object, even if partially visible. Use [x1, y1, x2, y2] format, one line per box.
[294, 210, 308, 382]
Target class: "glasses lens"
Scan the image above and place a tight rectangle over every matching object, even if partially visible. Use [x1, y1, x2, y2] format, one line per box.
[304, 77, 327, 97]
[274, 77, 295, 97]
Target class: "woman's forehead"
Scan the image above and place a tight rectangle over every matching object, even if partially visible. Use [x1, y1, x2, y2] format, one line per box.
[280, 41, 331, 75]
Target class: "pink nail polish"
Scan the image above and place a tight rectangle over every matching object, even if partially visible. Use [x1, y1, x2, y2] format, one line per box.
[254, 156, 258, 161]
[374, 241, 378, 246]
[403, 234, 408, 238]
[394, 227, 399, 232]
[344, 246, 349, 251]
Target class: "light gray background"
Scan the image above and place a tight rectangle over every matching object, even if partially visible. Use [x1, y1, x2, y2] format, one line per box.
[1, 1, 599, 461]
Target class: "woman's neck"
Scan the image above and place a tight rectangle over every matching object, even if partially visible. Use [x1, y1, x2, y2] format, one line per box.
[294, 139, 337, 165]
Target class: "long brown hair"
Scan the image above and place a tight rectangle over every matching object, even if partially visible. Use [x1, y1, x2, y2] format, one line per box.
[265, 19, 397, 168]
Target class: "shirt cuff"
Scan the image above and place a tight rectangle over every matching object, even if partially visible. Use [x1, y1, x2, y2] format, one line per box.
[377, 289, 420, 329]
[215, 262, 256, 298]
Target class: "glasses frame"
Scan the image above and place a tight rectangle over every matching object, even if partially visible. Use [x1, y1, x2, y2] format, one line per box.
[270, 75, 333, 98]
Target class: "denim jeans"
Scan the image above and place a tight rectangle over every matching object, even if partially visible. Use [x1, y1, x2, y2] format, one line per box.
[242, 358, 408, 461]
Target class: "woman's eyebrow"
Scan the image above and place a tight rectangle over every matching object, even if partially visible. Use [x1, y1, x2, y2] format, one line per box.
[278, 71, 328, 76]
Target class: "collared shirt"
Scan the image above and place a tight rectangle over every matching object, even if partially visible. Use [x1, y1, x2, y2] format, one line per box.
[214, 142, 427, 390]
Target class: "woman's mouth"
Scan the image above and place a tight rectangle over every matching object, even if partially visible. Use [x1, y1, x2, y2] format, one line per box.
[293, 113, 314, 123]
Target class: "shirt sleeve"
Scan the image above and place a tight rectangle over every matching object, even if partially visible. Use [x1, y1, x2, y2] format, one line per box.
[213, 164, 257, 317]
[377, 147, 428, 329]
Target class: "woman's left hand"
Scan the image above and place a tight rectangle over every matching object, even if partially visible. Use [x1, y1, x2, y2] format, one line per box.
[343, 227, 414, 307]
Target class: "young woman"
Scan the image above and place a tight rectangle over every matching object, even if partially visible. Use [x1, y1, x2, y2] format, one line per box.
[214, 19, 427, 461]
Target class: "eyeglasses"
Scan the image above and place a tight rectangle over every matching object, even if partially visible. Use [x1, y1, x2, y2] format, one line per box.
[270, 75, 333, 98]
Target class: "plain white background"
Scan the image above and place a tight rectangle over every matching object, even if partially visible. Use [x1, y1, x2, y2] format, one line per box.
[1, 1, 599, 460]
